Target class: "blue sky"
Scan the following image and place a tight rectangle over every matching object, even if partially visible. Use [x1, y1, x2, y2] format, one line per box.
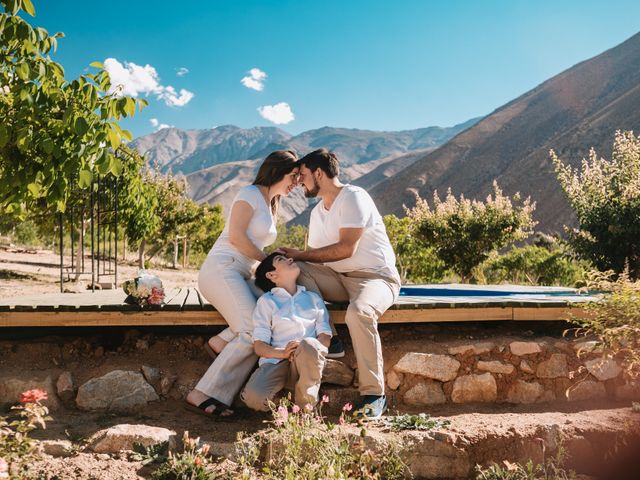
[29, 0, 640, 138]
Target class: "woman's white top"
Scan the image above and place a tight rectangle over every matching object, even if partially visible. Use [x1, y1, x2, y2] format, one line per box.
[207, 185, 277, 262]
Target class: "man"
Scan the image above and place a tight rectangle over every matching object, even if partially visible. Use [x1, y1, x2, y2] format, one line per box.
[279, 148, 401, 419]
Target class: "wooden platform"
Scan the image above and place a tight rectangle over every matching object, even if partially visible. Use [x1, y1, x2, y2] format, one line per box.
[0, 285, 595, 327]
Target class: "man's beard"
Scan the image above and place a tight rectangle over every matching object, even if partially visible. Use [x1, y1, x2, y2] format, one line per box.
[304, 176, 320, 198]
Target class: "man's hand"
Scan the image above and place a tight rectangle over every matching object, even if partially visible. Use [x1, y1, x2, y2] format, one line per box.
[283, 340, 300, 360]
[277, 246, 304, 260]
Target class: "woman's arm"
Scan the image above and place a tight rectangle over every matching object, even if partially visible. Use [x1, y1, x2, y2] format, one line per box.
[228, 200, 267, 262]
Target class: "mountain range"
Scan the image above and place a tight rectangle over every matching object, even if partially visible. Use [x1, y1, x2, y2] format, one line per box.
[132, 31, 640, 233]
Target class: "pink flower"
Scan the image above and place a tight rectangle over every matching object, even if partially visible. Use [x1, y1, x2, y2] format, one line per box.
[342, 402, 353, 412]
[274, 405, 289, 425]
[147, 287, 165, 305]
[292, 404, 301, 413]
[304, 403, 313, 412]
[0, 458, 7, 479]
[321, 395, 329, 404]
[339, 417, 346, 425]
[19, 388, 48, 404]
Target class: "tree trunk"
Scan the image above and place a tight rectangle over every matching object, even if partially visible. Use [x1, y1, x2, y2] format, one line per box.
[172, 237, 178, 269]
[138, 239, 146, 269]
[182, 237, 188, 268]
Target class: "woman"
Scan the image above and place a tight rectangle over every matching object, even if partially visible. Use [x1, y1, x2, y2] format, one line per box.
[185, 150, 299, 415]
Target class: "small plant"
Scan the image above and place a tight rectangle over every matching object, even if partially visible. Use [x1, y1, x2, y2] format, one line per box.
[382, 413, 451, 431]
[0, 389, 51, 479]
[234, 396, 410, 480]
[568, 270, 640, 380]
[132, 441, 169, 466]
[475, 444, 576, 480]
[632, 401, 640, 413]
[151, 432, 212, 480]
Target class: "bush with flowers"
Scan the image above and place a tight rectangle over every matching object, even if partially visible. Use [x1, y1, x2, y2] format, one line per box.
[0, 389, 51, 479]
[233, 396, 409, 480]
[122, 270, 165, 306]
[151, 431, 213, 480]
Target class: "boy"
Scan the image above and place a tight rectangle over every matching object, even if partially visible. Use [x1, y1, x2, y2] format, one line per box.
[240, 252, 332, 411]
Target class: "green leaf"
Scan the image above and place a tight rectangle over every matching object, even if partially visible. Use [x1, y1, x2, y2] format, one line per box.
[78, 169, 92, 188]
[124, 97, 136, 117]
[22, 0, 36, 16]
[89, 61, 104, 69]
[74, 117, 89, 136]
[16, 62, 30, 80]
[110, 156, 123, 176]
[27, 182, 41, 197]
[107, 128, 120, 150]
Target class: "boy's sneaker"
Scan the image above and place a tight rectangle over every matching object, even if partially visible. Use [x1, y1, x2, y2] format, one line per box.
[353, 395, 387, 420]
[327, 336, 345, 358]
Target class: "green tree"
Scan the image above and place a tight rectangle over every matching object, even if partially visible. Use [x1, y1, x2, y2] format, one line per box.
[406, 182, 536, 283]
[269, 222, 309, 253]
[383, 214, 449, 284]
[552, 130, 640, 278]
[0, 0, 147, 218]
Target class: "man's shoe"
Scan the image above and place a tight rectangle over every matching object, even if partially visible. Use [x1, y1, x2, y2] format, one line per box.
[327, 336, 345, 359]
[353, 395, 387, 420]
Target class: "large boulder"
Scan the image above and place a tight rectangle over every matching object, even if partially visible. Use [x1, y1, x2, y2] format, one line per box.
[76, 370, 159, 413]
[536, 354, 568, 379]
[0, 374, 61, 411]
[403, 380, 446, 406]
[506, 380, 544, 404]
[394, 353, 460, 382]
[584, 358, 622, 381]
[451, 373, 497, 403]
[88, 424, 177, 453]
[322, 360, 354, 387]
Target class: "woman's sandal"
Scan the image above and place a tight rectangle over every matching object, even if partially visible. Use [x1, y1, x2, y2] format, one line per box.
[184, 397, 233, 417]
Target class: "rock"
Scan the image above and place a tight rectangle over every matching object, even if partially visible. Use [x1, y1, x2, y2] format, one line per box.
[537, 390, 557, 403]
[520, 359, 535, 374]
[394, 353, 460, 382]
[506, 380, 543, 404]
[451, 373, 497, 403]
[566, 381, 607, 401]
[510, 341, 542, 356]
[536, 354, 568, 378]
[584, 358, 622, 381]
[572, 340, 601, 354]
[0, 374, 61, 411]
[447, 342, 494, 356]
[400, 431, 472, 479]
[39, 439, 74, 457]
[477, 360, 515, 375]
[322, 359, 354, 386]
[88, 424, 177, 453]
[386, 370, 402, 391]
[94, 346, 104, 358]
[56, 371, 76, 405]
[76, 370, 159, 413]
[403, 381, 446, 406]
[135, 339, 149, 350]
[160, 373, 178, 396]
[141, 365, 161, 390]
[615, 381, 640, 400]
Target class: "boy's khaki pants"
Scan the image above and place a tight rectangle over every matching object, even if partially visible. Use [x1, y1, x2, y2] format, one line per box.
[241, 337, 328, 411]
[296, 262, 400, 397]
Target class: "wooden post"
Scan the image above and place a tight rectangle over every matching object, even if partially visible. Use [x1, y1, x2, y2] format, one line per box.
[182, 237, 188, 268]
[172, 237, 178, 269]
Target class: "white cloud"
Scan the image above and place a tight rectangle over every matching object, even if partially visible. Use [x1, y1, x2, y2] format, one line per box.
[257, 102, 295, 125]
[150, 118, 173, 131]
[104, 58, 194, 107]
[241, 67, 267, 91]
[176, 67, 189, 77]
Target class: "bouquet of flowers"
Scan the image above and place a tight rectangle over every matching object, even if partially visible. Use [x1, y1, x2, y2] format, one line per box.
[122, 270, 165, 306]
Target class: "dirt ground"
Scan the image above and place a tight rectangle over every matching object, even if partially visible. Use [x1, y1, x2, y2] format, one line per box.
[1, 248, 639, 479]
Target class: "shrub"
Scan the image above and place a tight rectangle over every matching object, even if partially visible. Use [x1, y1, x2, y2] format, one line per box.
[568, 270, 640, 380]
[406, 182, 536, 282]
[475, 444, 576, 480]
[551, 130, 640, 279]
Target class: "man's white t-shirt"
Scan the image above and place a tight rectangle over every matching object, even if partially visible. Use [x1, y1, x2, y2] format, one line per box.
[308, 184, 400, 282]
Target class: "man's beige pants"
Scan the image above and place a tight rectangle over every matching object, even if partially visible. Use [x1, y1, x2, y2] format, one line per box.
[240, 337, 328, 411]
[296, 262, 400, 396]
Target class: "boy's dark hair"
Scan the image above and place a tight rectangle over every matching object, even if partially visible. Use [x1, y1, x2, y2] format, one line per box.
[254, 252, 280, 292]
[298, 148, 340, 178]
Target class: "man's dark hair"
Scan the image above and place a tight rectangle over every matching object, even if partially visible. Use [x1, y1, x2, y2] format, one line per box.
[254, 252, 280, 292]
[298, 148, 340, 178]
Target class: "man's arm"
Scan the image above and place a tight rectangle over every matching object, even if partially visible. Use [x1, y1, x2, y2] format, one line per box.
[280, 227, 364, 262]
[254, 340, 299, 360]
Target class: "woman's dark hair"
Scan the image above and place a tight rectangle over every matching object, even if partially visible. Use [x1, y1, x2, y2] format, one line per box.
[253, 150, 298, 215]
[298, 148, 340, 178]
[254, 252, 280, 292]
